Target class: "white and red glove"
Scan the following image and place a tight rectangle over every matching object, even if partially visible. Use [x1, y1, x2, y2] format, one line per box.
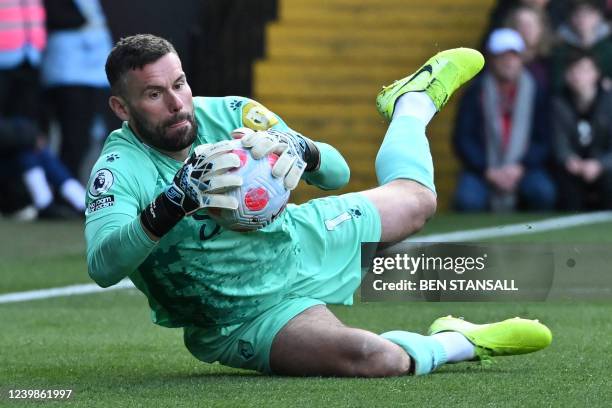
[231, 127, 320, 190]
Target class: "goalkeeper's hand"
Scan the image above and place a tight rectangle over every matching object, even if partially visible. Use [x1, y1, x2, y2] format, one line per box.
[166, 142, 243, 214]
[140, 141, 242, 238]
[231, 127, 320, 190]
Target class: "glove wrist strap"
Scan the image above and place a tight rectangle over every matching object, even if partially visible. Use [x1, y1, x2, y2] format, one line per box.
[301, 136, 321, 172]
[140, 193, 184, 238]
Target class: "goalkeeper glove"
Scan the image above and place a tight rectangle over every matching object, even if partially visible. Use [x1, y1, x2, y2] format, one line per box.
[231, 127, 320, 190]
[140, 141, 242, 237]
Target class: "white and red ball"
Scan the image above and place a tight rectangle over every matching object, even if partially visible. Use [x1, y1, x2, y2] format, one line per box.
[208, 139, 290, 231]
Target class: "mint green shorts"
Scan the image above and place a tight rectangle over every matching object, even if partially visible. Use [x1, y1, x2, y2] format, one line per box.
[183, 192, 382, 373]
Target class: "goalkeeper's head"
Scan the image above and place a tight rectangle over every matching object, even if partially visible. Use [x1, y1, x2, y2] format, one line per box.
[105, 34, 197, 154]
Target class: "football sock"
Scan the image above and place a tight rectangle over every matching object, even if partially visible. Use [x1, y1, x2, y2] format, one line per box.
[61, 179, 86, 211]
[23, 167, 53, 209]
[392, 92, 437, 124]
[375, 115, 435, 193]
[380, 331, 447, 375]
[431, 331, 476, 363]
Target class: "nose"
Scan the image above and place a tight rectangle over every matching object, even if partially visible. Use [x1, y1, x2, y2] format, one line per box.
[167, 90, 184, 113]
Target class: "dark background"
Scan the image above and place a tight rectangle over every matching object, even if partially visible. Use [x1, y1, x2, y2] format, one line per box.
[101, 0, 277, 97]
[101, 0, 203, 88]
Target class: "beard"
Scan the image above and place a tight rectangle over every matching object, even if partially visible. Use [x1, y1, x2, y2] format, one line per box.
[130, 108, 198, 152]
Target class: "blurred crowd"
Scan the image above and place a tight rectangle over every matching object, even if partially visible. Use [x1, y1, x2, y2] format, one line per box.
[3, 0, 612, 220]
[454, 0, 612, 211]
[0, 0, 113, 220]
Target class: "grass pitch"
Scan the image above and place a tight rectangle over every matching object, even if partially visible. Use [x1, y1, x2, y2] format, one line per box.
[1, 214, 611, 407]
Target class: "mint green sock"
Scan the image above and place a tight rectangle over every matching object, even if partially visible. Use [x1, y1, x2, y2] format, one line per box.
[381, 330, 447, 375]
[374, 115, 435, 193]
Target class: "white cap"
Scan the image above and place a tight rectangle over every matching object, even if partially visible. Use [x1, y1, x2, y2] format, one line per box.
[486, 28, 525, 55]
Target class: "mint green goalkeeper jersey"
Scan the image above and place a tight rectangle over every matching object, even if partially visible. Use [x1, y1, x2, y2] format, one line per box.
[85, 96, 350, 328]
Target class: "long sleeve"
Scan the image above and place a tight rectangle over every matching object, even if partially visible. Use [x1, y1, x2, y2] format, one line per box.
[84, 144, 159, 288]
[453, 81, 488, 174]
[551, 97, 575, 165]
[593, 92, 612, 171]
[597, 126, 612, 171]
[522, 87, 551, 169]
[85, 214, 157, 287]
[301, 142, 350, 190]
[269, 111, 350, 190]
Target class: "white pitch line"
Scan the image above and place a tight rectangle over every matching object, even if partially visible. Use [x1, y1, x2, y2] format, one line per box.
[404, 211, 612, 243]
[0, 280, 135, 304]
[2, 211, 612, 305]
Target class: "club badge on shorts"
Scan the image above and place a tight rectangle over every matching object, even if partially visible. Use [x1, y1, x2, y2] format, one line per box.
[89, 169, 114, 197]
[325, 207, 363, 231]
[242, 101, 279, 131]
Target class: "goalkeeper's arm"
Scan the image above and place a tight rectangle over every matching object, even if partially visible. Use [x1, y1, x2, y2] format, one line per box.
[86, 143, 241, 288]
[267, 119, 350, 190]
[301, 141, 350, 191]
[233, 127, 350, 191]
[258, 127, 350, 190]
[86, 214, 158, 288]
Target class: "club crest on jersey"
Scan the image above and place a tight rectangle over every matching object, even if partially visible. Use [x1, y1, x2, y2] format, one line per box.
[229, 99, 243, 111]
[105, 153, 120, 162]
[242, 101, 278, 130]
[89, 168, 114, 197]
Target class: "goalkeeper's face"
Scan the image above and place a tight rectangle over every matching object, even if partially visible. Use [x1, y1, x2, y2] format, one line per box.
[118, 53, 197, 152]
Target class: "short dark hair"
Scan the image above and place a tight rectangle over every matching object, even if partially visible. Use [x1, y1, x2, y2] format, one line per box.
[565, 48, 599, 71]
[569, 0, 602, 14]
[105, 34, 177, 95]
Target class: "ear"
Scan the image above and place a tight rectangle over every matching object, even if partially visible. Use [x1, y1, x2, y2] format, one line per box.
[109, 95, 130, 122]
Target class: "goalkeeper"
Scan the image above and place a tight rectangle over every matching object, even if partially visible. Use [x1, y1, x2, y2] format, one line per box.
[86, 34, 551, 377]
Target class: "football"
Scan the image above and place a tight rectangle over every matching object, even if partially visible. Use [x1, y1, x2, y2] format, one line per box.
[207, 139, 290, 231]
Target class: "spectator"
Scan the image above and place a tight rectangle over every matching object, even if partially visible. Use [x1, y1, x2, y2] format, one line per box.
[0, 0, 45, 140]
[0, 116, 87, 219]
[551, 0, 612, 92]
[453, 28, 556, 212]
[42, 0, 114, 181]
[481, 0, 570, 48]
[552, 51, 612, 210]
[0, 0, 85, 219]
[504, 5, 554, 93]
[0, 0, 45, 216]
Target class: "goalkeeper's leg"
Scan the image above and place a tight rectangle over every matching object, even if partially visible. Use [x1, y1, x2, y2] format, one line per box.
[270, 305, 551, 376]
[361, 48, 483, 243]
[270, 305, 412, 376]
[271, 49, 551, 378]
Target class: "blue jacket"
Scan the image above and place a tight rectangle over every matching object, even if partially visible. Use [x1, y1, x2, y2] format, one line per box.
[41, 0, 112, 88]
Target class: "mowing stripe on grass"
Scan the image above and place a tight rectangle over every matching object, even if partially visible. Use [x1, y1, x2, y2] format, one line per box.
[2, 211, 612, 304]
